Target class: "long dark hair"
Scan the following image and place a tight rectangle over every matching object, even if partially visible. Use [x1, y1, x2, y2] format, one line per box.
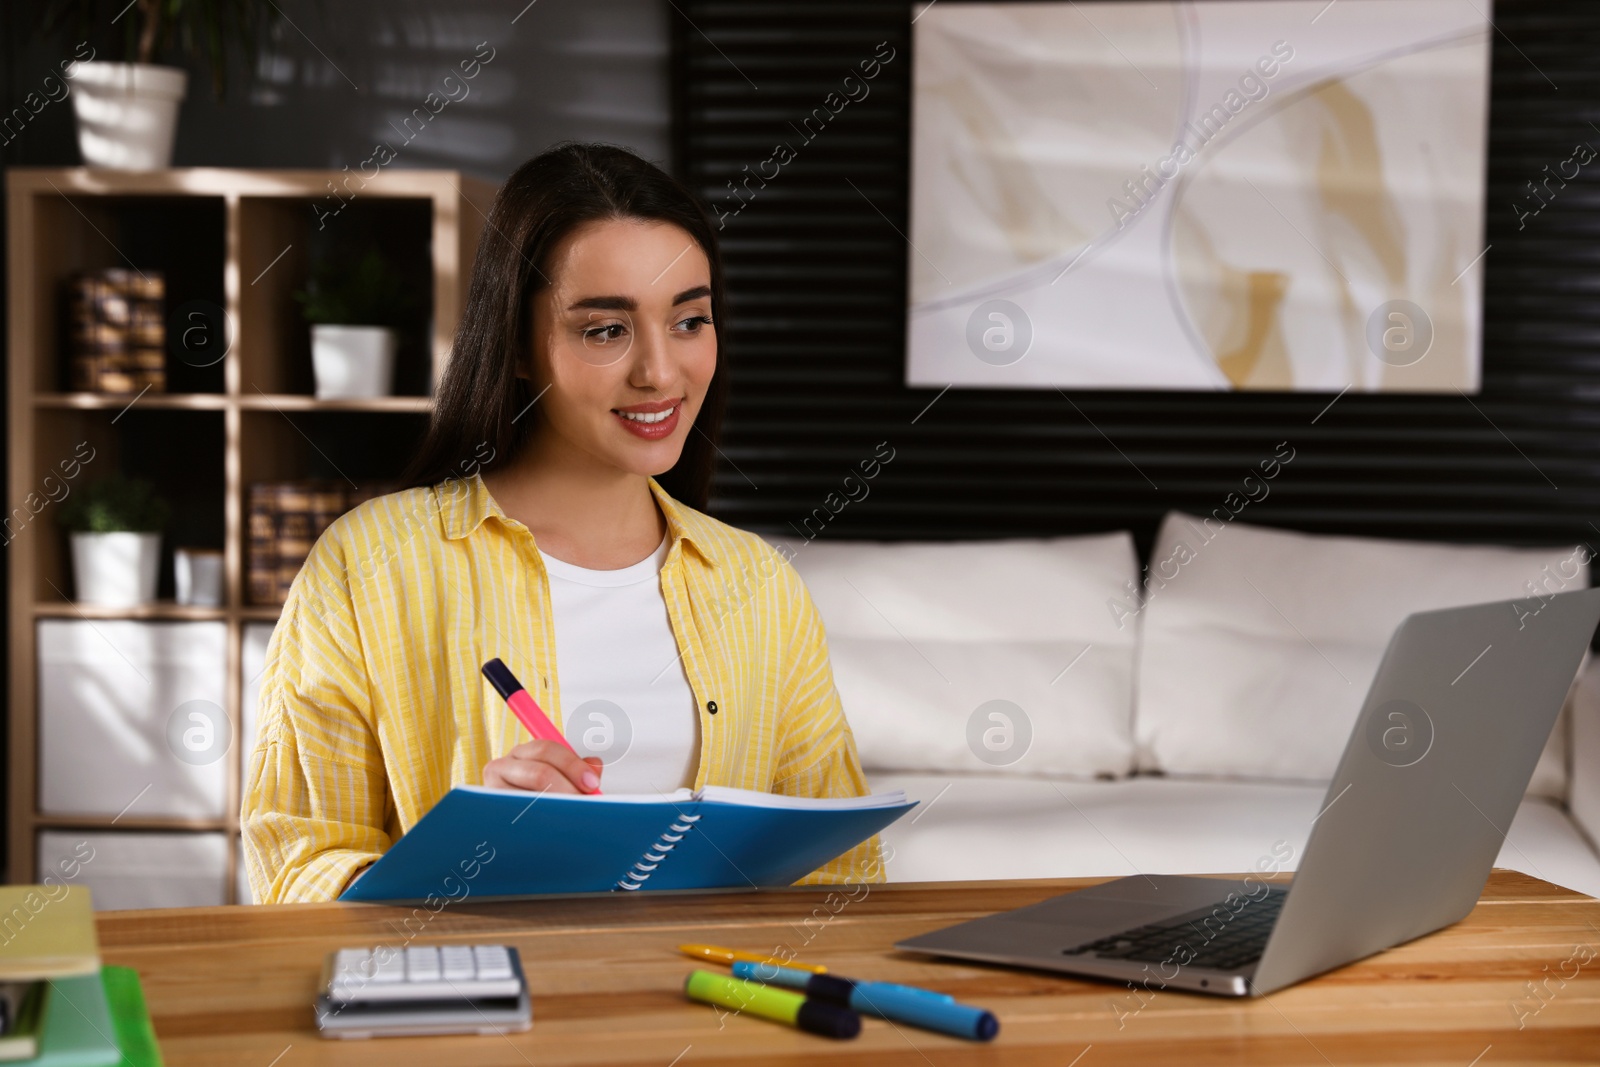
[404, 143, 727, 508]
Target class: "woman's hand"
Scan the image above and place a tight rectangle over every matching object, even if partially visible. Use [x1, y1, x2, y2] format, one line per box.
[483, 740, 604, 794]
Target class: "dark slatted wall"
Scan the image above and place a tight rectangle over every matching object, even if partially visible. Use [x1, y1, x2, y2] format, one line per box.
[672, 0, 1600, 559]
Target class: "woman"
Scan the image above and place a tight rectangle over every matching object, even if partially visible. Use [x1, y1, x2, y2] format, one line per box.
[242, 144, 881, 903]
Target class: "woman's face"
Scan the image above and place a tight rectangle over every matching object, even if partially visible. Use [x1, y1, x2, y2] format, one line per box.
[526, 217, 717, 480]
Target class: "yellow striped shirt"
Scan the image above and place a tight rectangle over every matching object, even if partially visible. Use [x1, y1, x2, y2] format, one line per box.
[241, 474, 882, 903]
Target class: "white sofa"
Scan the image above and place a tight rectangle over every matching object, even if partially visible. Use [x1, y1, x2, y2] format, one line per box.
[780, 511, 1600, 899]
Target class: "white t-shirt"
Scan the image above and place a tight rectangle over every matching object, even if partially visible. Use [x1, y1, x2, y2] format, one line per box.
[539, 536, 701, 794]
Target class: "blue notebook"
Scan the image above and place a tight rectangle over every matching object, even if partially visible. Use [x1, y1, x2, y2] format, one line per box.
[340, 785, 916, 902]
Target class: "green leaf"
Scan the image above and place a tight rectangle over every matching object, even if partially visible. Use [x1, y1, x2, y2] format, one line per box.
[57, 474, 170, 533]
[295, 248, 412, 327]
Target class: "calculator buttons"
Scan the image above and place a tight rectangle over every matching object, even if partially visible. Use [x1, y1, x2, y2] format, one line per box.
[327, 944, 525, 1003]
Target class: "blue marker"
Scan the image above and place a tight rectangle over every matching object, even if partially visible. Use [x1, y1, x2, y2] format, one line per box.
[731, 961, 998, 1041]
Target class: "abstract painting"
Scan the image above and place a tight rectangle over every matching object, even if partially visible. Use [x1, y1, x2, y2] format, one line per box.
[906, 0, 1492, 391]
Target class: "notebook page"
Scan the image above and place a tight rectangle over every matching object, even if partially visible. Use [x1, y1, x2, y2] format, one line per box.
[693, 786, 909, 811]
[456, 785, 697, 804]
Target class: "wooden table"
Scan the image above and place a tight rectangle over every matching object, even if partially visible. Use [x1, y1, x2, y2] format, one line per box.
[96, 869, 1600, 1066]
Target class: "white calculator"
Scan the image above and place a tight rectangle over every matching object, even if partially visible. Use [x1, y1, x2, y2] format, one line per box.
[315, 944, 532, 1038]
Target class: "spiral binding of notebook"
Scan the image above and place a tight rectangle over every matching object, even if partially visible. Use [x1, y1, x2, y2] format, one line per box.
[615, 813, 703, 891]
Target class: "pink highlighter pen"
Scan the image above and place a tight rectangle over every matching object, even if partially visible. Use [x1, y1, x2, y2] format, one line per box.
[481, 657, 601, 794]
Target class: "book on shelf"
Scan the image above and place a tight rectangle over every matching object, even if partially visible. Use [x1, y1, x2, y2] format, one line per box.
[246, 485, 277, 606]
[273, 483, 313, 600]
[248, 481, 394, 605]
[66, 269, 166, 395]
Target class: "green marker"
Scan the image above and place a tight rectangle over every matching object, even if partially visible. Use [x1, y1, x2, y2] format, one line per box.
[684, 970, 861, 1039]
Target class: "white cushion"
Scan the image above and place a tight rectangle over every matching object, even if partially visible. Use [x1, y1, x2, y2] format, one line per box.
[777, 534, 1140, 778]
[867, 772, 1600, 899]
[1134, 513, 1584, 796]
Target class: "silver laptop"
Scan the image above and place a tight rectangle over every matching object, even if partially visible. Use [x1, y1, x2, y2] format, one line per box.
[897, 586, 1600, 996]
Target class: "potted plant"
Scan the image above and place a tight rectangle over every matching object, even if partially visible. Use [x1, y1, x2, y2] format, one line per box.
[59, 475, 170, 607]
[34, 0, 276, 169]
[296, 249, 409, 400]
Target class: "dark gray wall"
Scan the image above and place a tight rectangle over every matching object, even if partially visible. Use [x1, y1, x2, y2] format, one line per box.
[2, 0, 671, 175]
[174, 0, 671, 176]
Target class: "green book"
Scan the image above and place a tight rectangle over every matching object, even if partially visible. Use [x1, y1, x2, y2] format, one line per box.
[33, 972, 118, 1066]
[101, 968, 161, 1067]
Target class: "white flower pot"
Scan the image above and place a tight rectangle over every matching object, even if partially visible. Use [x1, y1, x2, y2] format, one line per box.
[174, 547, 224, 607]
[64, 62, 188, 170]
[311, 325, 397, 400]
[71, 532, 161, 607]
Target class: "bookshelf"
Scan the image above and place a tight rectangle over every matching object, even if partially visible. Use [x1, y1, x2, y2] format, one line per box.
[5, 168, 496, 901]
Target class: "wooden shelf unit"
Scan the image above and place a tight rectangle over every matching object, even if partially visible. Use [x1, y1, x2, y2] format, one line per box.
[34, 393, 436, 412]
[5, 168, 495, 899]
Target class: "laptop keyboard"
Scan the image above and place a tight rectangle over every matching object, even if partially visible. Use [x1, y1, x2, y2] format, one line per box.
[1061, 886, 1288, 972]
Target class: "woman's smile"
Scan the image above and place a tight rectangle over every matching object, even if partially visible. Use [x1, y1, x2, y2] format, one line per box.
[612, 397, 684, 439]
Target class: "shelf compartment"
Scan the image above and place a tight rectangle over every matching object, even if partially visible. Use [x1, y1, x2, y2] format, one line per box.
[240, 407, 428, 488]
[39, 830, 229, 909]
[25, 407, 225, 605]
[237, 195, 437, 399]
[38, 619, 230, 822]
[22, 193, 227, 396]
